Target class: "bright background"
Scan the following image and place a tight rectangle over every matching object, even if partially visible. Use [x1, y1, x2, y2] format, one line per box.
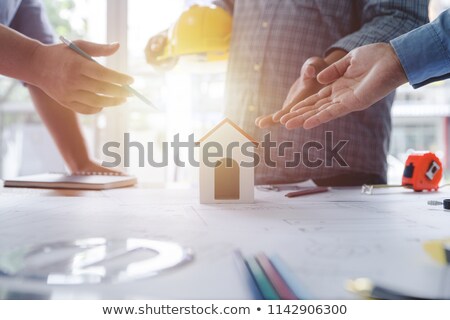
[1, 0, 450, 185]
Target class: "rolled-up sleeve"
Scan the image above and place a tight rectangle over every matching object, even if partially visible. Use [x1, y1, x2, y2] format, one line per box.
[391, 10, 450, 88]
[328, 0, 429, 53]
[9, 0, 54, 44]
[212, 0, 234, 15]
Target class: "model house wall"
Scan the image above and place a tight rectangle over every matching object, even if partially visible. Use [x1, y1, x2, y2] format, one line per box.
[198, 119, 256, 204]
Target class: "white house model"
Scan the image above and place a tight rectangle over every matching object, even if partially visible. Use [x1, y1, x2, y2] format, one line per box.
[197, 118, 258, 204]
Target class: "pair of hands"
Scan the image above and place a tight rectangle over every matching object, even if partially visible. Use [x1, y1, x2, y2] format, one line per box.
[144, 31, 341, 130]
[30, 40, 134, 114]
[144, 33, 407, 131]
[261, 43, 407, 130]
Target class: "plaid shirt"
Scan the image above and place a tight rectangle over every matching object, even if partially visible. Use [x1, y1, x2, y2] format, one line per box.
[214, 0, 429, 185]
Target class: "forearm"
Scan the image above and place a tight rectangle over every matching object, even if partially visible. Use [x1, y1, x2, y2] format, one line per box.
[0, 24, 42, 84]
[27, 85, 91, 172]
[391, 10, 450, 88]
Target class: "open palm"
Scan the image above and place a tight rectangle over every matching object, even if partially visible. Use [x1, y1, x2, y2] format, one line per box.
[279, 43, 408, 130]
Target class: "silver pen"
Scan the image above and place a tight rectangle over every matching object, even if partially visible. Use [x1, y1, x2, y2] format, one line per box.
[60, 36, 158, 111]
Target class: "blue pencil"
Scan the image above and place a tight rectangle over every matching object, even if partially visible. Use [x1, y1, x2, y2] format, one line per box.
[233, 250, 263, 300]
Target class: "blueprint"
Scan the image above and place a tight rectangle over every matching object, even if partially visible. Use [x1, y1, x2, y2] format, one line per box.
[0, 184, 450, 299]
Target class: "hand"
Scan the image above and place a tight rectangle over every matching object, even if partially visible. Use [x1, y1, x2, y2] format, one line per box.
[255, 56, 329, 128]
[30, 40, 134, 114]
[280, 43, 408, 130]
[144, 31, 178, 70]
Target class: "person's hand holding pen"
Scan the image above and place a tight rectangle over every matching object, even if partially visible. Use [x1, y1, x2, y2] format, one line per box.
[0, 24, 134, 114]
[29, 40, 134, 114]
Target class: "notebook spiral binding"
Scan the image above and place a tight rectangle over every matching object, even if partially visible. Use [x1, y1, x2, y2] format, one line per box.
[50, 171, 126, 176]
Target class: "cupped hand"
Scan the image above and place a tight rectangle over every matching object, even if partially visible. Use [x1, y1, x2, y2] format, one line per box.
[280, 43, 408, 130]
[30, 40, 134, 114]
[255, 56, 328, 128]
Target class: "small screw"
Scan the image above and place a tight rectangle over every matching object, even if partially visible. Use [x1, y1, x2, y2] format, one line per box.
[427, 199, 450, 210]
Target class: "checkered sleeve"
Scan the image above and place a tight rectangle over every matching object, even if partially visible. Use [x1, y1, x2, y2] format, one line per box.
[327, 0, 429, 54]
[212, 0, 234, 15]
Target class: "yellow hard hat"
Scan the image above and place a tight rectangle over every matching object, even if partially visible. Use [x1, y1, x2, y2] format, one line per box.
[158, 5, 232, 62]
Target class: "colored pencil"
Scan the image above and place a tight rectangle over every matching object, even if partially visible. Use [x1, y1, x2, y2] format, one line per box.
[270, 254, 310, 299]
[233, 250, 263, 300]
[255, 253, 298, 300]
[246, 256, 280, 300]
[285, 186, 329, 198]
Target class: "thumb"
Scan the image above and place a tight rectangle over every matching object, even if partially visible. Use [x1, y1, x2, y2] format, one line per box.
[302, 56, 328, 80]
[73, 40, 120, 57]
[317, 55, 351, 85]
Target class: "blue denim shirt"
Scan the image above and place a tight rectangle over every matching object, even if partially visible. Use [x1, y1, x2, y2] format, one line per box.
[391, 9, 450, 88]
[1, 0, 54, 44]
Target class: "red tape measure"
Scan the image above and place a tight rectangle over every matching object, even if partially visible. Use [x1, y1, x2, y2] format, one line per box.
[401, 152, 442, 192]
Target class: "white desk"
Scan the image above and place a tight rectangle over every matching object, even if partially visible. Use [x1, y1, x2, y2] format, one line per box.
[1, 185, 450, 299]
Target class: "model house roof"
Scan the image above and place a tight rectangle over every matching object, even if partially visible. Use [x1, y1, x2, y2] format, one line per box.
[197, 118, 258, 146]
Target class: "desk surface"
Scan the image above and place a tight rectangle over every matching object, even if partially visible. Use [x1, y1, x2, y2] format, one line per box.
[1, 185, 450, 299]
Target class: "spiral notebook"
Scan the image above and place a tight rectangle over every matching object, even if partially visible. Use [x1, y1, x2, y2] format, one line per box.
[3, 172, 137, 190]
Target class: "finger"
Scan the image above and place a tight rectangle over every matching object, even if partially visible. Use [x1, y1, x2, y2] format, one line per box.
[80, 77, 132, 98]
[74, 40, 120, 57]
[73, 90, 127, 109]
[256, 114, 277, 128]
[302, 116, 322, 130]
[273, 91, 312, 122]
[303, 103, 350, 129]
[279, 111, 299, 125]
[284, 109, 321, 130]
[290, 86, 332, 113]
[288, 93, 321, 113]
[65, 101, 103, 115]
[81, 63, 134, 86]
[280, 106, 311, 124]
[279, 103, 318, 124]
[281, 95, 332, 125]
[284, 116, 306, 130]
[304, 63, 317, 79]
[272, 107, 292, 122]
[78, 76, 132, 98]
[291, 95, 331, 115]
[280, 101, 318, 125]
[255, 115, 264, 127]
[284, 110, 317, 130]
[302, 56, 328, 80]
[317, 55, 351, 85]
[274, 87, 313, 121]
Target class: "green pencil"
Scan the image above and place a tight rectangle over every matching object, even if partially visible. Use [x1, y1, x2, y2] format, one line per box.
[246, 256, 280, 300]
